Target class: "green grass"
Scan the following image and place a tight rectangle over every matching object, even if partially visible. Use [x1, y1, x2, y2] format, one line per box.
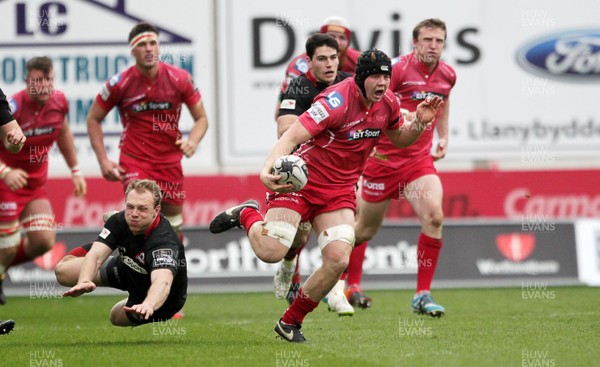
[3, 287, 599, 366]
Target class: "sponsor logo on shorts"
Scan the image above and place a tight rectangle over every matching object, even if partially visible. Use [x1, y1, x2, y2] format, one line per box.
[363, 180, 385, 191]
[348, 128, 382, 141]
[122, 255, 148, 274]
[280, 99, 297, 110]
[131, 101, 173, 113]
[0, 202, 17, 211]
[307, 102, 329, 124]
[152, 249, 177, 268]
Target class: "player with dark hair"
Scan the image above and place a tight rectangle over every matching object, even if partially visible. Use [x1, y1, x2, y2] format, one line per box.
[0, 57, 85, 305]
[86, 21, 208, 240]
[0, 87, 24, 335]
[351, 18, 456, 317]
[211, 49, 442, 342]
[60, 179, 188, 326]
[273, 32, 355, 315]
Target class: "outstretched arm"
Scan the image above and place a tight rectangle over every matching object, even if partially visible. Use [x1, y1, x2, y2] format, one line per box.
[63, 242, 112, 297]
[123, 268, 174, 320]
[385, 96, 443, 148]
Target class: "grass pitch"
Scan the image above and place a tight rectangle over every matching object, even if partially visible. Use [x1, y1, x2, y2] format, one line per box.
[3, 286, 599, 366]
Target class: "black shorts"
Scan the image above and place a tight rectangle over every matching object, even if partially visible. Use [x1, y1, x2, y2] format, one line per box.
[100, 256, 185, 325]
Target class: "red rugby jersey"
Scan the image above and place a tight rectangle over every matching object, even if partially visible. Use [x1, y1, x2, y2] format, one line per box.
[1, 89, 68, 188]
[374, 53, 456, 166]
[297, 78, 401, 188]
[95, 62, 201, 166]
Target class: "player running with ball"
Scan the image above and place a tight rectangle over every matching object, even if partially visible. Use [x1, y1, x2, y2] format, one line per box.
[210, 49, 442, 342]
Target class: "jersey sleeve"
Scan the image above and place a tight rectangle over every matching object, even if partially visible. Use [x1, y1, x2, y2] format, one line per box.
[146, 241, 180, 276]
[297, 90, 343, 137]
[94, 214, 124, 250]
[95, 72, 124, 112]
[278, 76, 312, 118]
[0, 89, 15, 125]
[179, 71, 202, 107]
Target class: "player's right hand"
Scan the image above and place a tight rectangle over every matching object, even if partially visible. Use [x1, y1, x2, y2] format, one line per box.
[63, 281, 96, 297]
[5, 128, 26, 153]
[100, 159, 125, 181]
[2, 168, 28, 191]
[260, 170, 294, 193]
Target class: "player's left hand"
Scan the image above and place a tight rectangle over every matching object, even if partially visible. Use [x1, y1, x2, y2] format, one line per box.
[415, 96, 443, 126]
[124, 303, 154, 320]
[71, 174, 87, 197]
[175, 138, 196, 158]
[432, 139, 447, 161]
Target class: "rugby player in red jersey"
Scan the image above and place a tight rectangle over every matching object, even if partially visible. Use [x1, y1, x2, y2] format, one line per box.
[211, 49, 442, 342]
[273, 33, 354, 315]
[87, 22, 209, 240]
[352, 19, 456, 317]
[0, 57, 86, 304]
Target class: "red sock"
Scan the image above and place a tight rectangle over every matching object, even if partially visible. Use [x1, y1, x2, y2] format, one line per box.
[416, 233, 443, 293]
[240, 207, 263, 235]
[8, 238, 29, 267]
[282, 288, 319, 325]
[66, 243, 93, 257]
[347, 241, 367, 287]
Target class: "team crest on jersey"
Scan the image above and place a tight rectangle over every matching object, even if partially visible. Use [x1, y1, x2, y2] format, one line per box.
[109, 73, 122, 87]
[325, 91, 344, 110]
[295, 58, 309, 73]
[99, 227, 111, 239]
[348, 128, 382, 141]
[307, 101, 329, 124]
[411, 91, 445, 101]
[131, 101, 173, 112]
[280, 99, 296, 110]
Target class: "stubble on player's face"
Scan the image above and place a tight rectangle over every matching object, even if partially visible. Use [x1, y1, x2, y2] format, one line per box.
[309, 46, 339, 85]
[364, 74, 390, 103]
[413, 27, 446, 65]
[133, 39, 160, 69]
[26, 69, 54, 105]
[124, 190, 159, 235]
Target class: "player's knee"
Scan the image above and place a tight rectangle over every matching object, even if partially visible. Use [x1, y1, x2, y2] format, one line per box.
[321, 247, 350, 274]
[424, 209, 444, 229]
[318, 224, 354, 271]
[0, 221, 20, 251]
[354, 224, 378, 244]
[262, 221, 297, 249]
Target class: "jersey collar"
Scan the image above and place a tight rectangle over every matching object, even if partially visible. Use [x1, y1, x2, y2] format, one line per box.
[144, 213, 161, 239]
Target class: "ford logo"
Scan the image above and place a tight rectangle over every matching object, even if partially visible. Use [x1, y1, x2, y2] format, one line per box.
[516, 29, 600, 82]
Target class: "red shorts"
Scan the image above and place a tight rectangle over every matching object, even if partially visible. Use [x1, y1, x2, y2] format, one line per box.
[119, 153, 185, 206]
[0, 183, 47, 222]
[360, 154, 437, 203]
[266, 181, 356, 223]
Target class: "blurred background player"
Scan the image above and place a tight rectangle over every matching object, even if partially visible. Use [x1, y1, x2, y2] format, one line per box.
[210, 49, 442, 342]
[86, 21, 209, 241]
[0, 57, 86, 305]
[273, 33, 355, 315]
[0, 86, 25, 335]
[275, 16, 360, 118]
[60, 179, 187, 327]
[352, 19, 456, 317]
